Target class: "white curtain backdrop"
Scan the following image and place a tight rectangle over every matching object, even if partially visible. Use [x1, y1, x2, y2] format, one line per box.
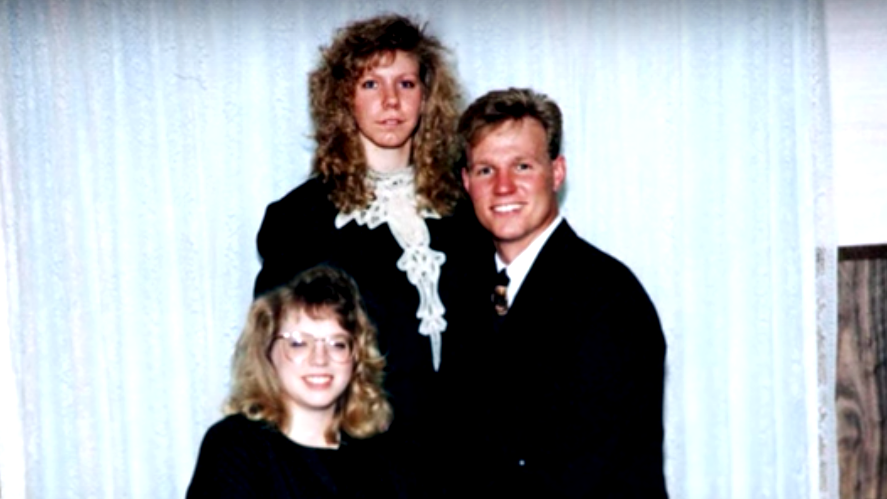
[0, 0, 837, 498]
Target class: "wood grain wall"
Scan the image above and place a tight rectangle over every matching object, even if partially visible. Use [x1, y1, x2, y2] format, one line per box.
[838, 245, 887, 499]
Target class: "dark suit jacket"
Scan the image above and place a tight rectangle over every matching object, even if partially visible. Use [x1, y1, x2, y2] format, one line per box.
[449, 220, 667, 498]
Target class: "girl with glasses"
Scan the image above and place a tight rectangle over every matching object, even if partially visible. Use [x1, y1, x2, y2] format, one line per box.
[187, 265, 398, 497]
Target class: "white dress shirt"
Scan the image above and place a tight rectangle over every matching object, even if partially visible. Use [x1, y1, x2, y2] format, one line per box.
[495, 213, 564, 306]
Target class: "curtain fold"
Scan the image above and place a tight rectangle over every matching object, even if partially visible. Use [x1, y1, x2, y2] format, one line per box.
[1, 0, 836, 497]
[1, 100, 26, 499]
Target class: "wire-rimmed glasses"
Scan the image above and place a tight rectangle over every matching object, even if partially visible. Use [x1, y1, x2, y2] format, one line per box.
[275, 331, 354, 363]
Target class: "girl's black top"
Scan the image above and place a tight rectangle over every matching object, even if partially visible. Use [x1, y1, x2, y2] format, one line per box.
[186, 414, 402, 498]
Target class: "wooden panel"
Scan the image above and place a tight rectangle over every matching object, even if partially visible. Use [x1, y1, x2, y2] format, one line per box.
[838, 245, 887, 499]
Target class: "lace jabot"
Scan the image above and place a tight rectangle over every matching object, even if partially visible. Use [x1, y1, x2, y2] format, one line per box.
[335, 168, 446, 371]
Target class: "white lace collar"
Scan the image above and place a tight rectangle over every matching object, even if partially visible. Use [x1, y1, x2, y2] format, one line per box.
[334, 168, 447, 371]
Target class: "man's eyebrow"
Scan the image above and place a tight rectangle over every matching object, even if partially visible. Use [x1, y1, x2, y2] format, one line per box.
[499, 154, 534, 164]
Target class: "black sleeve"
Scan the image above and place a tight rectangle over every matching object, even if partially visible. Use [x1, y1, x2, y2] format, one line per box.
[619, 282, 668, 499]
[253, 199, 295, 297]
[575, 268, 668, 499]
[253, 179, 333, 298]
[186, 419, 264, 499]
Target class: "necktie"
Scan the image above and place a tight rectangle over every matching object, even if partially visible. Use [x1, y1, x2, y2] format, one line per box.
[492, 268, 510, 316]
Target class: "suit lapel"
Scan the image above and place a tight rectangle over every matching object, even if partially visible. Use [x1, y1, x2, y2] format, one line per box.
[506, 220, 574, 318]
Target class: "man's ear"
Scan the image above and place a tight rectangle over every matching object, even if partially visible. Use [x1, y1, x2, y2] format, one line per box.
[461, 166, 471, 191]
[552, 155, 566, 191]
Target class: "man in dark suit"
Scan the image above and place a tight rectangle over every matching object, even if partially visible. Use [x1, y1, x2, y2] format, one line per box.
[453, 88, 668, 498]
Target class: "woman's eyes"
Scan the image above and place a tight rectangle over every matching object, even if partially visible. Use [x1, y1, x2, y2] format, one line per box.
[358, 79, 417, 90]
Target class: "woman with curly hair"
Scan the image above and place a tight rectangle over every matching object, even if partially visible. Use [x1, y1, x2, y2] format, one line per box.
[252, 14, 484, 494]
[187, 265, 398, 497]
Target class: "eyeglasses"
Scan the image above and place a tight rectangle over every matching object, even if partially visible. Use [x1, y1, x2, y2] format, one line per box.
[275, 331, 354, 363]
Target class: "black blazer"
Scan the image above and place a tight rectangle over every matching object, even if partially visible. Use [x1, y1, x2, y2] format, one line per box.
[449, 220, 668, 498]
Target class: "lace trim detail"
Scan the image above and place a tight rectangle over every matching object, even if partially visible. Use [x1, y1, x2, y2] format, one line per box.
[335, 168, 446, 371]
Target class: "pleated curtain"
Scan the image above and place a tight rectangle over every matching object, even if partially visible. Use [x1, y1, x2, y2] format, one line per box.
[0, 0, 836, 497]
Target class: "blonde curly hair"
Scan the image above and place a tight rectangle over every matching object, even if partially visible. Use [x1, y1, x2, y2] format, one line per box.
[225, 265, 392, 444]
[309, 14, 463, 215]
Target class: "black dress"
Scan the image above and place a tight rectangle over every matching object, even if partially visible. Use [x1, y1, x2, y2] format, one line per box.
[253, 174, 488, 496]
[186, 414, 401, 498]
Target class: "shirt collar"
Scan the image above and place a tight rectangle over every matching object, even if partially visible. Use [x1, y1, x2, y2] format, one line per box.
[495, 213, 564, 304]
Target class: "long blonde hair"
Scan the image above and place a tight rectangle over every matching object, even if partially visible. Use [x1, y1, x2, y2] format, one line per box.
[225, 265, 392, 444]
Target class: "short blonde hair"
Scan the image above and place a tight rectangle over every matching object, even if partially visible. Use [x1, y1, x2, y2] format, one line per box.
[225, 265, 391, 444]
[458, 87, 563, 160]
